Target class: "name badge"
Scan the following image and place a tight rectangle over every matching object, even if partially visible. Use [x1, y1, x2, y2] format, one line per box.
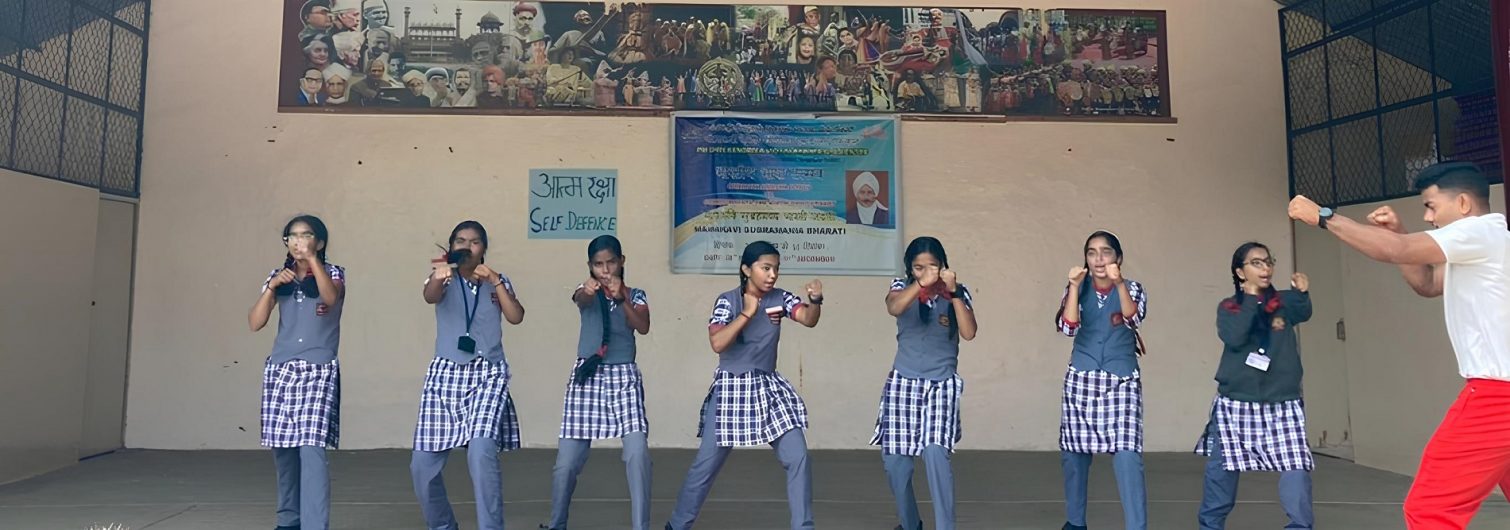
[1246, 350, 1271, 372]
[457, 335, 477, 354]
[765, 306, 785, 325]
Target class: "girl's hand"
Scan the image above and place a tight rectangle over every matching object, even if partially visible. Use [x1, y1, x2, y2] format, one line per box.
[473, 264, 501, 285]
[1291, 272, 1309, 293]
[1068, 266, 1088, 284]
[431, 259, 453, 282]
[270, 268, 297, 287]
[805, 279, 824, 299]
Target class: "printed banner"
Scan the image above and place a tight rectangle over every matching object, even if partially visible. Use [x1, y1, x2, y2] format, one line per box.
[672, 114, 899, 275]
[278, 1, 1170, 119]
[528, 168, 617, 239]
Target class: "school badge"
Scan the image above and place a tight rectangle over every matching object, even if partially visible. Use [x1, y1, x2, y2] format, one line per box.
[696, 57, 744, 109]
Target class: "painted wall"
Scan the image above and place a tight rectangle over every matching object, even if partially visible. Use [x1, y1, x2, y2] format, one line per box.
[0, 170, 101, 483]
[126, 0, 1299, 450]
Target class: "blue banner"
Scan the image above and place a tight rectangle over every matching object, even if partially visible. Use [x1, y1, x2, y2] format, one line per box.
[528, 168, 618, 239]
[672, 114, 900, 275]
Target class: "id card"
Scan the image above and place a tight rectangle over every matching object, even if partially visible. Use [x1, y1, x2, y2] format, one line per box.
[1245, 351, 1271, 372]
[457, 335, 477, 354]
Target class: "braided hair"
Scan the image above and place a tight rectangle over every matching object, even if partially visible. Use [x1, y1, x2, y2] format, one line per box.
[735, 241, 781, 344]
[274, 215, 329, 298]
[902, 236, 958, 339]
[1230, 241, 1279, 338]
[575, 235, 627, 385]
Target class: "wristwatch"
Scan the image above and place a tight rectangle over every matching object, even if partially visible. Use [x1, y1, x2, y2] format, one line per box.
[1318, 207, 1334, 230]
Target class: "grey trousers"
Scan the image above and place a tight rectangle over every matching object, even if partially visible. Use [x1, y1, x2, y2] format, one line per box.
[410, 437, 504, 530]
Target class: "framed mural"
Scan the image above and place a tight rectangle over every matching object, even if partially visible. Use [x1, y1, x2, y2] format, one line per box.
[278, 1, 1171, 120]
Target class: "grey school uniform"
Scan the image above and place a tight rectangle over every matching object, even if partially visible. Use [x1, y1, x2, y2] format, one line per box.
[259, 263, 345, 530]
[410, 275, 521, 530]
[666, 288, 813, 530]
[546, 286, 651, 530]
[871, 279, 972, 530]
[1055, 279, 1149, 530]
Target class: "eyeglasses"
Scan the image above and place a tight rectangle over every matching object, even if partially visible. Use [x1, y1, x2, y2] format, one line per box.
[303, 76, 323, 83]
[1246, 258, 1278, 269]
[283, 232, 317, 243]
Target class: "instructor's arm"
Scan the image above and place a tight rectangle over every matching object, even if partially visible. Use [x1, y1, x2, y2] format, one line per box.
[1290, 198, 1446, 265]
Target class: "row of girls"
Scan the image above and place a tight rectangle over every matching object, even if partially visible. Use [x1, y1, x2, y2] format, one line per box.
[251, 216, 1317, 530]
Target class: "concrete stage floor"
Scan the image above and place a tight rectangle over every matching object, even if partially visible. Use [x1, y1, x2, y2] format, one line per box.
[2, 449, 1508, 529]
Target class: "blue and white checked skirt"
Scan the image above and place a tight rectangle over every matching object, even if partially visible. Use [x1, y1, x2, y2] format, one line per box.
[558, 358, 649, 440]
[261, 358, 340, 449]
[413, 356, 521, 452]
[696, 370, 808, 447]
[870, 370, 964, 456]
[1059, 366, 1143, 454]
[1195, 395, 1314, 472]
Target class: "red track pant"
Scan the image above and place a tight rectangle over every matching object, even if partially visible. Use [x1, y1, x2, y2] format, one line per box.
[1404, 379, 1510, 529]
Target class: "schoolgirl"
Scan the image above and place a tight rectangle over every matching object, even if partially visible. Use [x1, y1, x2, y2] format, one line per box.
[872, 237, 978, 530]
[543, 235, 653, 530]
[1196, 242, 1314, 529]
[1054, 230, 1149, 530]
[248, 215, 345, 530]
[409, 220, 526, 530]
[665, 241, 824, 530]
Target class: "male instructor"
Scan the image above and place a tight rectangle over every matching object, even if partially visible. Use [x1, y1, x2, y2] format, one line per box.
[1289, 161, 1510, 530]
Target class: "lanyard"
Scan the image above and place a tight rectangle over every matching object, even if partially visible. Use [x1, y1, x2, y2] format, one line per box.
[457, 276, 482, 336]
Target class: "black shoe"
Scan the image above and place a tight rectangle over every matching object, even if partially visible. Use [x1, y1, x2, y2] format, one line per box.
[274, 526, 299, 530]
[893, 522, 923, 530]
[1062, 523, 1087, 530]
[539, 525, 559, 530]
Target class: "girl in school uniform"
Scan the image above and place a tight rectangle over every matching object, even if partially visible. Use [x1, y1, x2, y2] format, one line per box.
[1054, 230, 1149, 530]
[873, 237, 978, 530]
[410, 220, 527, 530]
[666, 241, 824, 530]
[1195, 242, 1314, 529]
[248, 215, 345, 530]
[543, 235, 653, 530]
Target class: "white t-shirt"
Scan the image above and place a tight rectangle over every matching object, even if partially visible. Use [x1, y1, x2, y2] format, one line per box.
[1426, 213, 1510, 381]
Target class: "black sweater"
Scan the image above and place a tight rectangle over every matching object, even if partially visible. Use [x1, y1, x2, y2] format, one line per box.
[1214, 290, 1312, 402]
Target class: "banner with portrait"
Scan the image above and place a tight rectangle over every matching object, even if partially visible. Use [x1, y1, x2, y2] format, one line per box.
[671, 114, 899, 275]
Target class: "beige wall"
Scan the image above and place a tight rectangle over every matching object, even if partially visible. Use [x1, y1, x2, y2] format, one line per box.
[0, 170, 102, 483]
[126, 0, 1296, 450]
[1293, 185, 1505, 475]
[1292, 219, 1352, 454]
